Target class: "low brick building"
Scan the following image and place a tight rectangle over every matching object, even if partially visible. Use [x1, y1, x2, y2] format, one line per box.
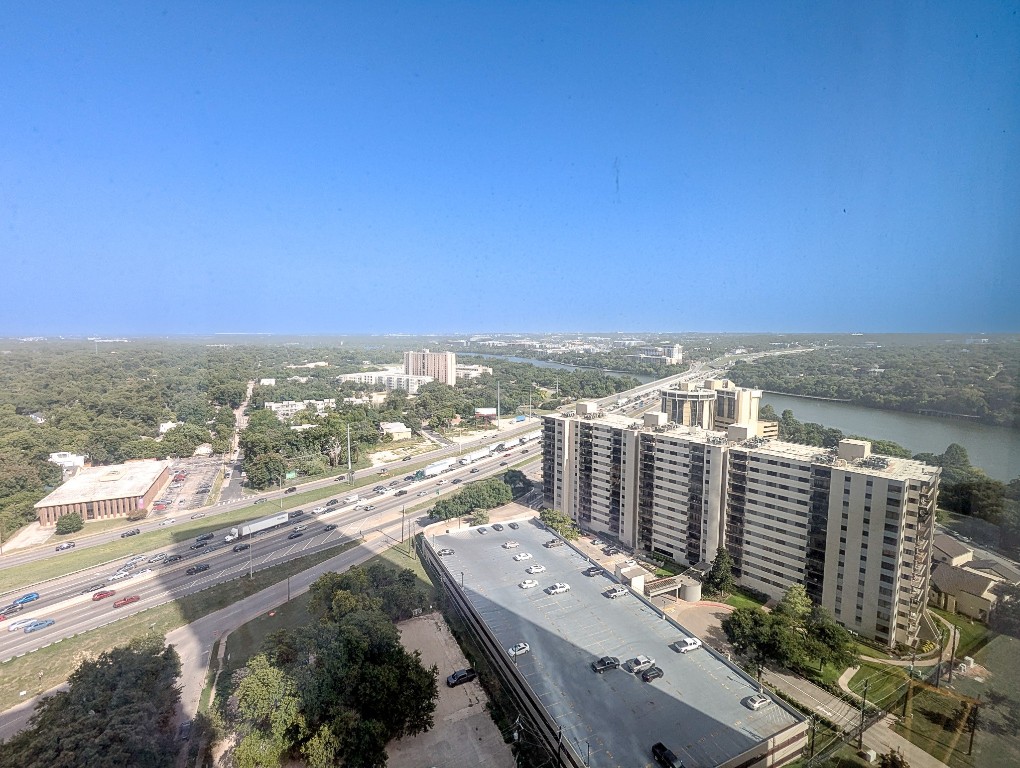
[34, 460, 170, 527]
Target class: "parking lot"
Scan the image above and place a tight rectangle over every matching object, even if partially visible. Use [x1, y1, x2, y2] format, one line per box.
[430, 520, 805, 768]
[152, 457, 224, 516]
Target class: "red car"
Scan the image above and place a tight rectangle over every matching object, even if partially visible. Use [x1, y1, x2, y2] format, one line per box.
[113, 595, 140, 608]
[92, 590, 116, 601]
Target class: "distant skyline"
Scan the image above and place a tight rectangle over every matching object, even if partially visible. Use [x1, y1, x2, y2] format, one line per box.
[2, 3, 1018, 335]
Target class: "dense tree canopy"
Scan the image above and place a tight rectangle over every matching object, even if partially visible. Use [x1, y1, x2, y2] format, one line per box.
[0, 635, 181, 768]
[539, 508, 579, 539]
[430, 477, 513, 521]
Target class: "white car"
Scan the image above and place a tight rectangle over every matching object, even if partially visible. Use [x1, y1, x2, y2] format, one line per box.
[508, 642, 531, 657]
[8, 618, 40, 632]
[591, 539, 604, 546]
[158, 518, 176, 526]
[746, 693, 772, 710]
[502, 540, 520, 549]
[292, 524, 307, 532]
[134, 569, 153, 578]
[519, 579, 539, 589]
[547, 583, 571, 595]
[312, 506, 326, 514]
[513, 552, 533, 561]
[605, 585, 629, 599]
[674, 637, 704, 654]
[148, 553, 168, 563]
[109, 571, 131, 581]
[525, 564, 546, 574]
[625, 655, 655, 674]
[436, 480, 446, 486]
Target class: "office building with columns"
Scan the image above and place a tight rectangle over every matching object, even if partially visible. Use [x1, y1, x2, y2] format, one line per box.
[34, 460, 170, 526]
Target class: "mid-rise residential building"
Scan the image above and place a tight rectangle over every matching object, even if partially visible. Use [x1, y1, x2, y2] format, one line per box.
[542, 410, 940, 648]
[660, 378, 767, 433]
[455, 363, 493, 379]
[264, 399, 336, 420]
[631, 343, 683, 365]
[404, 349, 456, 385]
[337, 371, 433, 394]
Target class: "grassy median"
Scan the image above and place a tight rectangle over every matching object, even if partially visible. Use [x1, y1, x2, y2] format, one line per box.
[0, 540, 358, 712]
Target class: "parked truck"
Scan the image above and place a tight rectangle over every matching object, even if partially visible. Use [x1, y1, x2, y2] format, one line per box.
[459, 448, 490, 465]
[224, 511, 289, 542]
[424, 458, 455, 477]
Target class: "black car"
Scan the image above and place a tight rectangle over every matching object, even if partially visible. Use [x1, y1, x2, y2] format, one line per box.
[652, 742, 682, 768]
[232, 543, 250, 552]
[80, 584, 105, 595]
[284, 486, 297, 494]
[190, 542, 208, 550]
[507, 522, 519, 530]
[186, 564, 210, 575]
[120, 528, 141, 538]
[1, 602, 24, 614]
[324, 524, 337, 531]
[469, 468, 479, 473]
[437, 548, 455, 556]
[288, 531, 303, 540]
[372, 485, 386, 492]
[325, 499, 339, 506]
[591, 656, 620, 673]
[492, 523, 504, 532]
[641, 666, 665, 683]
[584, 566, 602, 577]
[499, 461, 508, 466]
[402, 455, 412, 461]
[451, 478, 462, 484]
[395, 489, 407, 496]
[389, 480, 400, 487]
[404, 475, 415, 481]
[289, 510, 305, 518]
[196, 533, 215, 542]
[164, 555, 183, 564]
[253, 498, 267, 505]
[446, 668, 478, 687]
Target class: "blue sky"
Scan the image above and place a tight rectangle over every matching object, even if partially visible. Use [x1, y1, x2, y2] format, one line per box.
[2, 2, 1017, 335]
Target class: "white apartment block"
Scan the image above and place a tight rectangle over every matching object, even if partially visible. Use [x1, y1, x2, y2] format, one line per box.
[542, 411, 940, 649]
[632, 343, 683, 365]
[264, 399, 336, 420]
[404, 349, 456, 385]
[456, 363, 493, 379]
[337, 371, 433, 394]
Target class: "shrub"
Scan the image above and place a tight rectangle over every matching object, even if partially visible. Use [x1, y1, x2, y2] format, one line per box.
[55, 512, 84, 535]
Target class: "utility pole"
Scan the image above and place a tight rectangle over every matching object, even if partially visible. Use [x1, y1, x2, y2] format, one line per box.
[858, 679, 869, 749]
[968, 695, 980, 755]
[948, 628, 959, 685]
[497, 380, 501, 431]
[347, 423, 353, 484]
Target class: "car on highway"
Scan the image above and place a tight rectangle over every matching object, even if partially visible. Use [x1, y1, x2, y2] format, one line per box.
[190, 513, 206, 520]
[186, 564, 210, 575]
[292, 524, 307, 532]
[113, 595, 140, 608]
[507, 522, 519, 530]
[8, 618, 41, 632]
[120, 528, 141, 538]
[372, 485, 386, 493]
[232, 543, 250, 552]
[502, 540, 519, 549]
[492, 524, 504, 531]
[499, 462, 508, 466]
[546, 583, 570, 595]
[513, 552, 532, 561]
[253, 498, 267, 505]
[24, 619, 56, 634]
[446, 668, 477, 687]
[525, 564, 546, 574]
[389, 480, 400, 487]
[149, 553, 168, 563]
[451, 478, 462, 484]
[92, 590, 116, 601]
[80, 584, 105, 595]
[395, 489, 407, 496]
[437, 548, 455, 556]
[14, 592, 40, 606]
[641, 666, 664, 683]
[363, 505, 376, 511]
[287, 531, 304, 540]
[325, 499, 339, 506]
[196, 533, 215, 542]
[503, 452, 512, 457]
[135, 568, 152, 578]
[519, 579, 539, 589]
[435, 479, 446, 486]
[312, 506, 327, 514]
[469, 468, 479, 473]
[290, 510, 306, 518]
[158, 518, 176, 526]
[417, 491, 428, 497]
[109, 570, 133, 581]
[402, 455, 412, 461]
[590, 656, 620, 673]
[323, 524, 337, 531]
[190, 542, 208, 550]
[284, 486, 297, 494]
[745, 693, 772, 711]
[164, 555, 183, 565]
[55, 541, 76, 551]
[508, 642, 530, 657]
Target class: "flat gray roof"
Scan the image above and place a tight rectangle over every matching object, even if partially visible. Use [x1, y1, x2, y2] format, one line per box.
[34, 460, 168, 508]
[429, 519, 804, 768]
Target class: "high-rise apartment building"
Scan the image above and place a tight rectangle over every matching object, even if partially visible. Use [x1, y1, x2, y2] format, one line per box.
[403, 349, 457, 385]
[660, 378, 764, 433]
[542, 410, 940, 648]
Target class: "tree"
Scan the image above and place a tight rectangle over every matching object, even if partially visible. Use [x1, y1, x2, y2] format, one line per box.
[539, 508, 579, 539]
[804, 606, 860, 672]
[990, 582, 1020, 639]
[878, 748, 910, 768]
[774, 584, 812, 625]
[54, 512, 83, 535]
[703, 547, 735, 597]
[503, 469, 532, 498]
[721, 607, 804, 678]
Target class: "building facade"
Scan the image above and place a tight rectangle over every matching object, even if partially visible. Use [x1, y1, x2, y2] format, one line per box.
[404, 349, 456, 385]
[542, 410, 940, 648]
[35, 460, 170, 526]
[337, 371, 433, 394]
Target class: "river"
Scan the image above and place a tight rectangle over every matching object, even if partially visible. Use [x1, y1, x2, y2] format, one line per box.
[762, 393, 1020, 482]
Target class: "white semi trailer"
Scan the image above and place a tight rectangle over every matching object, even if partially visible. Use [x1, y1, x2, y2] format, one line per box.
[224, 511, 289, 542]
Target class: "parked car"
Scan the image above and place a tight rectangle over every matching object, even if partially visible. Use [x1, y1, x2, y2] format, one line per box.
[544, 539, 564, 548]
[437, 548, 455, 556]
[519, 579, 539, 589]
[446, 668, 478, 687]
[508, 642, 530, 657]
[288, 531, 303, 540]
[186, 564, 210, 575]
[24, 619, 56, 633]
[113, 595, 140, 608]
[641, 666, 664, 683]
[284, 486, 297, 494]
[507, 522, 519, 530]
[745, 693, 772, 711]
[625, 655, 656, 674]
[513, 552, 533, 561]
[591, 656, 620, 673]
[13, 592, 39, 606]
[120, 528, 141, 538]
[584, 566, 602, 577]
[55, 541, 76, 551]
[546, 583, 570, 595]
[92, 590, 116, 601]
[525, 564, 546, 574]
[652, 742, 683, 768]
[673, 637, 704, 654]
[605, 585, 629, 599]
[478, 527, 487, 534]
[502, 540, 520, 549]
[591, 539, 604, 546]
[492, 523, 504, 531]
[233, 543, 250, 552]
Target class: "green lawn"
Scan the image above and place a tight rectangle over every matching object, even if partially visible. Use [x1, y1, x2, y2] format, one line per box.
[723, 588, 769, 610]
[929, 607, 994, 659]
[848, 660, 911, 712]
[0, 540, 356, 712]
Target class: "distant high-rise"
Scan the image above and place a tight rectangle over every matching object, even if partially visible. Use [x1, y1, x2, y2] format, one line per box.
[542, 410, 940, 649]
[403, 349, 456, 385]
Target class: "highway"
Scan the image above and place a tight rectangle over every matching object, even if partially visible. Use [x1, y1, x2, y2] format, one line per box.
[1, 445, 543, 661]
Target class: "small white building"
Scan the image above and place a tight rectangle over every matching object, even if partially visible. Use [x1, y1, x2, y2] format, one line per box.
[159, 421, 181, 435]
[259, 378, 277, 386]
[380, 422, 413, 441]
[49, 452, 87, 472]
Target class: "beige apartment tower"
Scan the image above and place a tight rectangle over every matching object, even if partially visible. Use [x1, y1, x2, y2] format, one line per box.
[403, 349, 457, 385]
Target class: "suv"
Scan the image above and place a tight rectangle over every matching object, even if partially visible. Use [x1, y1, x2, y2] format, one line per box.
[186, 564, 210, 575]
[652, 742, 682, 768]
[641, 666, 664, 683]
[445, 668, 478, 687]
